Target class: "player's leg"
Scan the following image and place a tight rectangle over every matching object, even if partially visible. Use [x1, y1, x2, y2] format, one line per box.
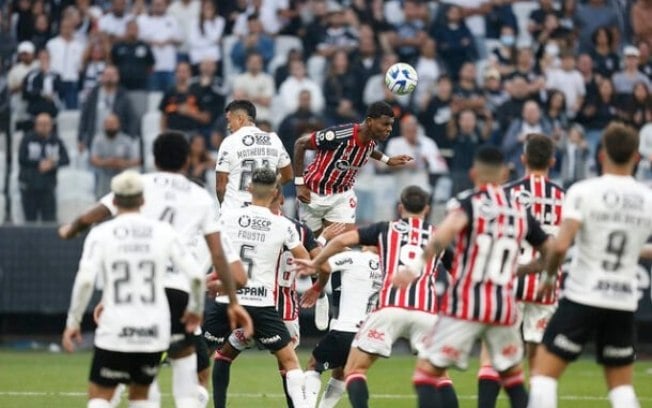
[521, 302, 556, 372]
[315, 330, 356, 408]
[212, 341, 242, 408]
[484, 322, 528, 408]
[88, 348, 127, 408]
[318, 367, 346, 408]
[477, 343, 500, 408]
[276, 319, 301, 408]
[194, 329, 212, 408]
[343, 347, 378, 408]
[274, 344, 308, 407]
[88, 383, 117, 408]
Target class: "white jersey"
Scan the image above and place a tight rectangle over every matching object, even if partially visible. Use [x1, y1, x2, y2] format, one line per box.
[215, 126, 291, 212]
[217, 205, 301, 307]
[328, 250, 383, 332]
[101, 172, 226, 292]
[562, 175, 652, 311]
[68, 213, 203, 352]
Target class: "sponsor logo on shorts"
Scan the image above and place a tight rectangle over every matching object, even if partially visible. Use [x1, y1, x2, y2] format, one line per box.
[441, 345, 461, 360]
[141, 365, 160, 377]
[536, 318, 549, 331]
[501, 344, 519, 358]
[259, 335, 282, 345]
[118, 325, 159, 338]
[553, 334, 582, 354]
[100, 367, 130, 380]
[349, 197, 357, 208]
[203, 331, 225, 344]
[367, 329, 385, 341]
[603, 346, 634, 358]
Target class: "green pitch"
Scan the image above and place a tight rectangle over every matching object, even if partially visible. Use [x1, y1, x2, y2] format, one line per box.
[1, 349, 651, 407]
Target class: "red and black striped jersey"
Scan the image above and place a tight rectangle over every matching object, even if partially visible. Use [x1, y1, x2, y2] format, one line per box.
[304, 123, 377, 195]
[440, 184, 548, 325]
[358, 217, 439, 314]
[275, 217, 319, 320]
[505, 175, 565, 304]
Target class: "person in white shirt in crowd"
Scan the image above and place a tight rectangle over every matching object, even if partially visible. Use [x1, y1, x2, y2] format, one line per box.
[385, 115, 449, 201]
[414, 38, 442, 108]
[612, 45, 652, 96]
[46, 16, 84, 109]
[8, 41, 38, 125]
[168, 0, 201, 59]
[232, 52, 275, 122]
[545, 50, 586, 119]
[98, 0, 133, 40]
[188, 0, 226, 68]
[137, 0, 184, 92]
[259, 0, 293, 35]
[278, 59, 325, 117]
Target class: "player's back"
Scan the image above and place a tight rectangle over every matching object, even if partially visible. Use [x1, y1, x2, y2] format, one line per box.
[328, 250, 383, 332]
[216, 126, 291, 211]
[90, 213, 179, 352]
[563, 175, 652, 311]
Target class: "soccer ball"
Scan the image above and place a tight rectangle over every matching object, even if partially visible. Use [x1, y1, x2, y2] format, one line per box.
[384, 62, 418, 95]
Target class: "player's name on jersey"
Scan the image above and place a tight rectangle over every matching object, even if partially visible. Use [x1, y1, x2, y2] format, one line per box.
[237, 147, 282, 160]
[151, 174, 191, 192]
[112, 225, 153, 239]
[237, 229, 267, 242]
[117, 243, 150, 253]
[589, 210, 652, 227]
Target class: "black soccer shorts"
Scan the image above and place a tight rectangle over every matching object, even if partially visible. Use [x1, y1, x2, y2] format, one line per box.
[166, 288, 195, 354]
[202, 302, 292, 352]
[312, 330, 356, 372]
[542, 298, 636, 366]
[89, 347, 163, 387]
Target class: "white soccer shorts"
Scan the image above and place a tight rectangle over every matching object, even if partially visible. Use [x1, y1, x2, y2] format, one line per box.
[299, 189, 357, 232]
[419, 315, 523, 372]
[352, 307, 437, 358]
[516, 301, 557, 344]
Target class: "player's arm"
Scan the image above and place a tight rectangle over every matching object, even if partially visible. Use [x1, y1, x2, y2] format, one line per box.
[543, 219, 580, 282]
[58, 203, 112, 239]
[214, 141, 231, 204]
[293, 229, 361, 277]
[170, 235, 205, 331]
[215, 172, 229, 204]
[371, 149, 414, 167]
[293, 133, 316, 203]
[424, 209, 468, 264]
[640, 243, 652, 260]
[205, 232, 245, 300]
[278, 164, 293, 185]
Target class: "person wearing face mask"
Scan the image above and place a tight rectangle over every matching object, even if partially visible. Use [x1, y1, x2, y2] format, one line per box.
[90, 114, 141, 199]
[78, 64, 136, 152]
[490, 25, 517, 77]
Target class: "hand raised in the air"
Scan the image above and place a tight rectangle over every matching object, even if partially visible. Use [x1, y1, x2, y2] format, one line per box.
[291, 258, 318, 277]
[300, 284, 321, 308]
[296, 185, 311, 204]
[62, 326, 82, 353]
[387, 155, 414, 167]
[181, 310, 203, 333]
[320, 223, 348, 242]
[228, 303, 253, 338]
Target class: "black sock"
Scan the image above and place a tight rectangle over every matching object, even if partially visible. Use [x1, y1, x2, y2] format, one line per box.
[438, 383, 459, 408]
[212, 358, 231, 408]
[415, 384, 441, 408]
[281, 374, 294, 408]
[346, 375, 369, 408]
[478, 378, 501, 408]
[504, 384, 528, 408]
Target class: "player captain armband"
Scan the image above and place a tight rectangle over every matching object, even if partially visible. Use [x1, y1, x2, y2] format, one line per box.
[294, 177, 305, 185]
[380, 155, 390, 164]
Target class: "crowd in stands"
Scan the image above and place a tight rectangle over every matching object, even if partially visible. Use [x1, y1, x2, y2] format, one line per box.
[0, 0, 651, 224]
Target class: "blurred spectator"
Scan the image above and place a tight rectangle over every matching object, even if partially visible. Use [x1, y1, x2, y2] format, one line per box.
[137, 0, 183, 91]
[528, 0, 560, 41]
[65, 0, 100, 43]
[78, 65, 135, 152]
[315, 5, 359, 58]
[559, 124, 590, 188]
[259, 0, 296, 35]
[577, 78, 619, 153]
[545, 89, 570, 141]
[46, 17, 84, 109]
[159, 61, 211, 133]
[622, 81, 652, 129]
[489, 25, 517, 77]
[302, 0, 330, 57]
[90, 113, 140, 198]
[534, 12, 573, 56]
[576, 53, 599, 101]
[188, 0, 225, 68]
[190, 59, 225, 145]
[484, 0, 518, 41]
[385, 115, 448, 195]
[559, 0, 577, 32]
[639, 42, 652, 80]
[168, 0, 201, 59]
[98, 0, 132, 40]
[79, 39, 109, 103]
[502, 100, 553, 176]
[273, 48, 303, 91]
[631, 0, 652, 48]
[185, 133, 215, 186]
[612, 45, 652, 95]
[431, 5, 476, 81]
[278, 59, 324, 116]
[447, 109, 487, 194]
[22, 49, 64, 121]
[278, 90, 325, 161]
[386, 0, 428, 64]
[350, 24, 381, 111]
[18, 112, 70, 222]
[326, 98, 360, 127]
[482, 68, 508, 114]
[323, 50, 358, 121]
[232, 52, 274, 122]
[574, 0, 620, 52]
[414, 38, 443, 107]
[441, 0, 490, 58]
[230, 14, 275, 72]
[589, 26, 620, 79]
[495, 76, 530, 135]
[453, 62, 485, 116]
[506, 47, 545, 97]
[545, 51, 585, 118]
[8, 41, 37, 94]
[419, 75, 455, 164]
[30, 13, 52, 51]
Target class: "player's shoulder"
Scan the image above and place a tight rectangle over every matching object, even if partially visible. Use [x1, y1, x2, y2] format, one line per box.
[446, 188, 475, 210]
[314, 123, 357, 143]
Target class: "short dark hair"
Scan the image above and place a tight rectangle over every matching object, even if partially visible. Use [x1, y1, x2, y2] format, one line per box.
[114, 195, 142, 209]
[474, 145, 504, 166]
[366, 101, 394, 119]
[400, 186, 429, 213]
[225, 99, 257, 121]
[251, 167, 277, 186]
[153, 131, 190, 171]
[524, 134, 554, 170]
[602, 122, 639, 164]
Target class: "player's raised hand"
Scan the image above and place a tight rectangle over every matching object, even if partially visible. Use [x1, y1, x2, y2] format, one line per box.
[300, 284, 321, 308]
[227, 303, 253, 338]
[93, 303, 104, 324]
[62, 326, 82, 353]
[296, 185, 311, 204]
[292, 258, 318, 276]
[320, 223, 348, 242]
[386, 155, 414, 167]
[181, 311, 203, 333]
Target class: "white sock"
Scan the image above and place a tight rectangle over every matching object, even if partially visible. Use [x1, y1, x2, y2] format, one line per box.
[318, 378, 346, 408]
[171, 354, 200, 408]
[147, 378, 161, 404]
[286, 368, 307, 407]
[128, 401, 158, 408]
[109, 384, 126, 407]
[528, 376, 557, 408]
[197, 384, 210, 408]
[304, 370, 321, 408]
[88, 398, 112, 408]
[608, 385, 640, 408]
